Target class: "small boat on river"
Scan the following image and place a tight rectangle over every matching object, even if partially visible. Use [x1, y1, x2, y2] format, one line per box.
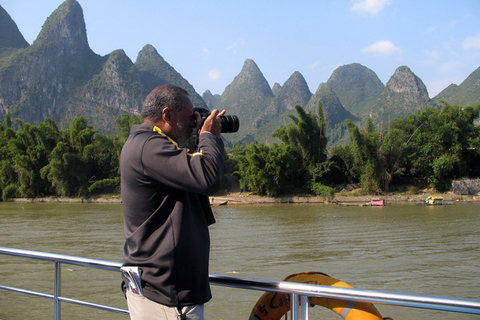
[370, 198, 385, 206]
[338, 198, 386, 207]
[422, 196, 454, 205]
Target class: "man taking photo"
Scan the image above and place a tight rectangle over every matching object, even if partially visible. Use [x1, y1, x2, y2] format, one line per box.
[120, 84, 225, 320]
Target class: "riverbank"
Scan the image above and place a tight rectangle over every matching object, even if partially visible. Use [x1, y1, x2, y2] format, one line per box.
[10, 191, 478, 205]
[209, 192, 480, 206]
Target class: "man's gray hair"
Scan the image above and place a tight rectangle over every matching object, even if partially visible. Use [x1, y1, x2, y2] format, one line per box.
[142, 85, 189, 122]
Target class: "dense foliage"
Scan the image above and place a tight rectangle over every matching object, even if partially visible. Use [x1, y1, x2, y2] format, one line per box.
[231, 102, 480, 196]
[331, 103, 480, 193]
[232, 143, 304, 197]
[232, 103, 334, 197]
[0, 112, 140, 200]
[1, 102, 479, 201]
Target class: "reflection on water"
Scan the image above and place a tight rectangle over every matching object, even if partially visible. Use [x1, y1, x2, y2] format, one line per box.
[1, 201, 479, 319]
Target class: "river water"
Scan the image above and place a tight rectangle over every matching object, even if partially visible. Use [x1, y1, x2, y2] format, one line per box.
[0, 201, 479, 319]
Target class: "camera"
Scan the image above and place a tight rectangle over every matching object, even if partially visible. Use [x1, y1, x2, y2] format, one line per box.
[188, 107, 240, 150]
[193, 107, 240, 133]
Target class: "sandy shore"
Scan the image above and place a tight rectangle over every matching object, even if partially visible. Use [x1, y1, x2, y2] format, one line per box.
[9, 191, 479, 205]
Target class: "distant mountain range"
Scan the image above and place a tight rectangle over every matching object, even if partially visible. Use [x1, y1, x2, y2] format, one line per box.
[0, 0, 206, 134]
[1, 0, 479, 145]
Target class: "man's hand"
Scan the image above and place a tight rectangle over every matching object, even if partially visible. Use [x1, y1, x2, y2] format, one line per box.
[199, 109, 225, 138]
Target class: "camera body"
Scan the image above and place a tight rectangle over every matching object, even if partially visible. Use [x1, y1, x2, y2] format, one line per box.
[189, 107, 240, 150]
[193, 107, 240, 133]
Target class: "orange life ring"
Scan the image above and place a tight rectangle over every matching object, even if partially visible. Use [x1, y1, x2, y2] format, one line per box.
[249, 272, 386, 320]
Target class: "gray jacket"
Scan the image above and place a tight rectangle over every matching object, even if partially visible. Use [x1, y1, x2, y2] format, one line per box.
[120, 124, 224, 307]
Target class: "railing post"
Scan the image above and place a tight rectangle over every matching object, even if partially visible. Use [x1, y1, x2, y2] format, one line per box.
[300, 295, 309, 320]
[54, 262, 61, 320]
[290, 293, 298, 320]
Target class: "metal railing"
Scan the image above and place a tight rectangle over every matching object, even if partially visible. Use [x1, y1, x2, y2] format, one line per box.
[0, 246, 128, 318]
[1, 246, 480, 319]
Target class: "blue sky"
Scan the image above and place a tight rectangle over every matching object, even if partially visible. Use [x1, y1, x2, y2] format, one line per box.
[2, 0, 480, 98]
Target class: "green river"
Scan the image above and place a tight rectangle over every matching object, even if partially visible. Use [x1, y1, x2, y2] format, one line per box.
[0, 201, 479, 319]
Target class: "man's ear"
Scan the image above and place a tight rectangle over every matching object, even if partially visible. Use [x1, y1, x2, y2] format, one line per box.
[162, 107, 172, 122]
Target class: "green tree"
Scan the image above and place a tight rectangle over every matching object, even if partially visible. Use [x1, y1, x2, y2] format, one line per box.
[393, 104, 480, 191]
[114, 113, 141, 144]
[340, 117, 422, 193]
[273, 103, 327, 169]
[235, 143, 304, 196]
[0, 116, 17, 200]
[41, 117, 96, 196]
[272, 103, 330, 195]
[344, 118, 381, 193]
[5, 118, 60, 198]
[378, 127, 411, 191]
[329, 144, 355, 184]
[40, 141, 78, 196]
[0, 113, 141, 199]
[87, 132, 120, 194]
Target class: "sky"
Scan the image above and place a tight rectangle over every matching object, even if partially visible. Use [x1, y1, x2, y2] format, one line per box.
[2, 0, 480, 98]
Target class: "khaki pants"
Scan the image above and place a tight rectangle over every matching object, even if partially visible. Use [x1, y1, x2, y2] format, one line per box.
[126, 291, 205, 320]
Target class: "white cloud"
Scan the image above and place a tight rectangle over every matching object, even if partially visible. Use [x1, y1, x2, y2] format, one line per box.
[309, 60, 321, 69]
[362, 40, 400, 55]
[350, 0, 391, 14]
[463, 34, 480, 50]
[208, 69, 221, 80]
[225, 39, 244, 54]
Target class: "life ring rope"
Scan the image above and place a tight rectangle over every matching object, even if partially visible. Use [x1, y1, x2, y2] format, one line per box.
[341, 300, 358, 318]
[249, 272, 392, 320]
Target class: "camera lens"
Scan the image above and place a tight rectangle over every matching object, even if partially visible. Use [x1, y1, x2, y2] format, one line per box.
[220, 115, 240, 133]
